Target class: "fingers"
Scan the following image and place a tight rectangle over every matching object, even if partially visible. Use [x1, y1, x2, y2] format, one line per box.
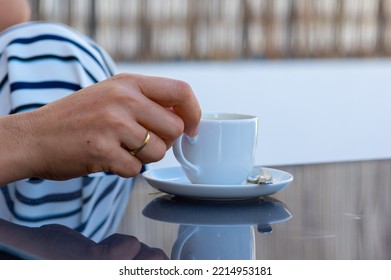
[121, 128, 166, 164]
[112, 73, 202, 137]
[140, 75, 201, 137]
[106, 126, 166, 177]
[103, 73, 201, 171]
[121, 93, 185, 149]
[112, 116, 166, 164]
[104, 147, 143, 178]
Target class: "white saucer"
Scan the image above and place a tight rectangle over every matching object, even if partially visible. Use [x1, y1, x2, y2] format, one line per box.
[142, 166, 293, 200]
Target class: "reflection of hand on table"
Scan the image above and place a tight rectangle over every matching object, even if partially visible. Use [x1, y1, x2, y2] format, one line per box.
[0, 218, 168, 260]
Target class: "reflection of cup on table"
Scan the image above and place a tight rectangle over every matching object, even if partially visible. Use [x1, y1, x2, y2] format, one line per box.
[173, 225, 254, 260]
[142, 195, 292, 260]
[173, 112, 258, 185]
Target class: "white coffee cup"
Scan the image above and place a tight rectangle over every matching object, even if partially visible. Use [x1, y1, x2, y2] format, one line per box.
[173, 112, 258, 185]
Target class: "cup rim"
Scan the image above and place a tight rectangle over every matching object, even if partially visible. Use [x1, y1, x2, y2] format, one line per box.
[201, 112, 257, 121]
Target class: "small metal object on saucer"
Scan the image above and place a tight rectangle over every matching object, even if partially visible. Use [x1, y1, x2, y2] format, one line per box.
[247, 167, 273, 184]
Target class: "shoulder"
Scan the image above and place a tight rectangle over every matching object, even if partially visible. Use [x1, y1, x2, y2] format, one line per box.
[1, 21, 89, 42]
[0, 21, 117, 75]
[1, 21, 98, 53]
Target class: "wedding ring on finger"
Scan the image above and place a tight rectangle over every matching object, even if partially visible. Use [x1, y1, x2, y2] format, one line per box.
[130, 130, 151, 156]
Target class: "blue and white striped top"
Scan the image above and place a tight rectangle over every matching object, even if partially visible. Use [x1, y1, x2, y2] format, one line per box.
[0, 22, 133, 242]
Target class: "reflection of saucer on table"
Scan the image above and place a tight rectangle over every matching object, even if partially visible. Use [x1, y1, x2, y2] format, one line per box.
[142, 195, 292, 260]
[142, 166, 293, 201]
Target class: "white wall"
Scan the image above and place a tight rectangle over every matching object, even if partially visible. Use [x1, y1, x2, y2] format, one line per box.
[118, 59, 391, 168]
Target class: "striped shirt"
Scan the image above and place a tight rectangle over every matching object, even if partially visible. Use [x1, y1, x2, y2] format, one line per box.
[0, 22, 133, 242]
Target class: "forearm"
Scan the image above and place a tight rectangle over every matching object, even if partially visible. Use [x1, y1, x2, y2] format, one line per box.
[0, 114, 35, 185]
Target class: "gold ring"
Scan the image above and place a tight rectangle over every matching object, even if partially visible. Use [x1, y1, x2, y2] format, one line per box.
[130, 130, 151, 156]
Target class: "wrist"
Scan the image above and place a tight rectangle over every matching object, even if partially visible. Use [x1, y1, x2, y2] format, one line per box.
[0, 113, 37, 185]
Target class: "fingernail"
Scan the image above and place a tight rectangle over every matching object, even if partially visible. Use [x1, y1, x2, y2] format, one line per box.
[185, 135, 198, 144]
[191, 126, 199, 137]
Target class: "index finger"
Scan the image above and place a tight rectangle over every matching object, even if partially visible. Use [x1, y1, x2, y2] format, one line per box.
[126, 74, 202, 137]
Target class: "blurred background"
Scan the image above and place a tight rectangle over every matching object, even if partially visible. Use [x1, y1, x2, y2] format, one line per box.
[28, 0, 391, 168]
[30, 0, 391, 62]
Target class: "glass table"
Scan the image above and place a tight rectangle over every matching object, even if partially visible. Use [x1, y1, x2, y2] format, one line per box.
[117, 159, 391, 260]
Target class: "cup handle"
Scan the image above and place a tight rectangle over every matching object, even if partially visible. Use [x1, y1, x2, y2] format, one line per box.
[173, 134, 200, 176]
[171, 225, 199, 260]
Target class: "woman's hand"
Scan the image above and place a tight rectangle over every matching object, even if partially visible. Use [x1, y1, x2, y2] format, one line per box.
[0, 73, 201, 184]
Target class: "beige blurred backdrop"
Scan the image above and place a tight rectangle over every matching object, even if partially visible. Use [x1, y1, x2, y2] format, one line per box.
[30, 0, 391, 62]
